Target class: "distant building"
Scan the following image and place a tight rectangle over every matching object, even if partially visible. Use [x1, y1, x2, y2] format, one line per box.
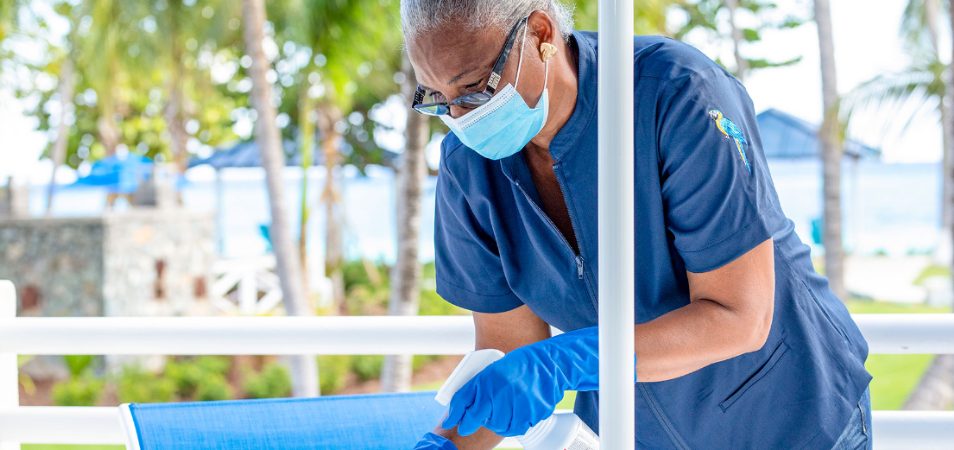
[756, 108, 881, 160]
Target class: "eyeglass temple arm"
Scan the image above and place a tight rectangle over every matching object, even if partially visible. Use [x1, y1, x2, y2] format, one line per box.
[487, 16, 529, 94]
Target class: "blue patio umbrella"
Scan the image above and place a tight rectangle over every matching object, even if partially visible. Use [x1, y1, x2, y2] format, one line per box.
[72, 154, 154, 194]
[188, 140, 401, 170]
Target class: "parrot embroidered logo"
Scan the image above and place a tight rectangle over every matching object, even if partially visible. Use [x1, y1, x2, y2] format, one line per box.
[708, 109, 752, 174]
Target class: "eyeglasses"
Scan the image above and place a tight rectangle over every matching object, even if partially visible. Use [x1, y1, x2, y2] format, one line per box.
[412, 16, 529, 116]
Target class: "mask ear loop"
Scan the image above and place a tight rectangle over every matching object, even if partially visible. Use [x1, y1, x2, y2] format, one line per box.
[514, 23, 530, 88]
[541, 56, 549, 92]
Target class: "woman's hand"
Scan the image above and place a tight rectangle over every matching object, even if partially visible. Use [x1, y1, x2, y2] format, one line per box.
[442, 326, 613, 437]
[413, 431, 458, 449]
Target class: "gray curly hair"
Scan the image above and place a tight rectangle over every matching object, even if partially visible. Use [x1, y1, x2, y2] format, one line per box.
[400, 0, 575, 42]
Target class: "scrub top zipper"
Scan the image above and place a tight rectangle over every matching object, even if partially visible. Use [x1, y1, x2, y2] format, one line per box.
[512, 173, 593, 296]
[553, 167, 600, 306]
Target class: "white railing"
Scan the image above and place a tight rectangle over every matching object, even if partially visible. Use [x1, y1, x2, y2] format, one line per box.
[2, 280, 954, 449]
[209, 256, 333, 315]
[209, 256, 285, 315]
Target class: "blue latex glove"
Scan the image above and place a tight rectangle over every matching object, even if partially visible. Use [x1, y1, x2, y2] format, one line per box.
[413, 431, 457, 449]
[442, 325, 623, 437]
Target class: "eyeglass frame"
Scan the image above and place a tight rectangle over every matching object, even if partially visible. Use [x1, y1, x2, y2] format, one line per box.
[411, 15, 530, 116]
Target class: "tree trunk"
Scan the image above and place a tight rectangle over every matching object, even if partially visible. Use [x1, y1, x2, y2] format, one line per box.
[164, 52, 189, 176]
[814, 0, 846, 300]
[46, 56, 74, 216]
[903, 0, 954, 412]
[940, 93, 953, 256]
[298, 83, 316, 298]
[924, 0, 954, 259]
[241, 0, 318, 398]
[725, 0, 748, 82]
[97, 92, 120, 158]
[381, 57, 429, 392]
[164, 0, 189, 182]
[316, 102, 346, 314]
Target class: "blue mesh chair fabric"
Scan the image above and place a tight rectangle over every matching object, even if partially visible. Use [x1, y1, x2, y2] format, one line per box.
[121, 391, 445, 449]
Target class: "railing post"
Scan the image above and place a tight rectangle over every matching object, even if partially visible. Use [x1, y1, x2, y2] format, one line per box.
[0, 280, 21, 450]
[239, 270, 257, 315]
[598, 0, 636, 448]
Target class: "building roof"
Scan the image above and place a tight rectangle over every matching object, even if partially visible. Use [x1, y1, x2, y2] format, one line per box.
[756, 108, 881, 159]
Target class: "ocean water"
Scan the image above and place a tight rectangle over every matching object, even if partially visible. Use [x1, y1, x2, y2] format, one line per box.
[26, 159, 941, 262]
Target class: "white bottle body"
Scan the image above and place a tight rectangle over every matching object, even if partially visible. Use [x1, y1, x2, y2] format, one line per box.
[518, 412, 600, 450]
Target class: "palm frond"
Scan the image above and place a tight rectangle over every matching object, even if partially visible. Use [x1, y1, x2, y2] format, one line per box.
[842, 67, 941, 139]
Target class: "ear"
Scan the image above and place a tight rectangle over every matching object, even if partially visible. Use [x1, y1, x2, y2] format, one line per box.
[526, 9, 557, 53]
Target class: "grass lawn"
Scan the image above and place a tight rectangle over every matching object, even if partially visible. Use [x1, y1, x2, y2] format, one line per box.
[21, 300, 945, 448]
[845, 299, 947, 410]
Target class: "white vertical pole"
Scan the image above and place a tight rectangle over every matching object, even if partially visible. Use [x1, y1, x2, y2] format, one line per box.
[598, 0, 636, 448]
[0, 281, 21, 450]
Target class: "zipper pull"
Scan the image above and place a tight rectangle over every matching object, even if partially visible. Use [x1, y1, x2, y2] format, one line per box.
[576, 255, 584, 279]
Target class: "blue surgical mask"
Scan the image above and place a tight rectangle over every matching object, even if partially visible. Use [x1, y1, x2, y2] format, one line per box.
[439, 26, 550, 160]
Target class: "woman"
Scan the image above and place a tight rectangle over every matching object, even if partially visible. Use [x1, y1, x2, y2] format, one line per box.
[402, 1, 873, 449]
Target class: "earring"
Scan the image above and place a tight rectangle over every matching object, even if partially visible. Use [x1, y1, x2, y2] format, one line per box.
[540, 42, 557, 61]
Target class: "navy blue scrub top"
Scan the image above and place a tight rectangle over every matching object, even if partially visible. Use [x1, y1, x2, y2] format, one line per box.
[433, 30, 873, 449]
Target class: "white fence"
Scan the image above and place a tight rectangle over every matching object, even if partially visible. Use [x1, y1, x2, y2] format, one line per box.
[2, 280, 954, 448]
[209, 256, 285, 315]
[208, 256, 334, 316]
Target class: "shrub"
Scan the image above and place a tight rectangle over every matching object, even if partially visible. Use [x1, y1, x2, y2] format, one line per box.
[194, 373, 234, 401]
[351, 355, 384, 382]
[412, 355, 442, 371]
[193, 356, 231, 375]
[116, 364, 176, 403]
[51, 375, 104, 406]
[63, 355, 97, 378]
[317, 355, 352, 394]
[166, 356, 233, 400]
[243, 362, 292, 399]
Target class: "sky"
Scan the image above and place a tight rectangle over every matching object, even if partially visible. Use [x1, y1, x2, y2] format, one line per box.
[0, 0, 946, 183]
[740, 0, 945, 164]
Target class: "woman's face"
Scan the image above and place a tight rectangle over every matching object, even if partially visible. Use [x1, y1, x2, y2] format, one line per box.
[407, 12, 554, 119]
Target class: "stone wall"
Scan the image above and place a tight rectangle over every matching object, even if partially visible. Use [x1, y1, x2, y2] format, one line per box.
[101, 210, 216, 317]
[0, 217, 105, 317]
[0, 210, 216, 379]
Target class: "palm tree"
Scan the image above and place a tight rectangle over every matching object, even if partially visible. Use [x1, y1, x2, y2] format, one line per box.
[45, 38, 74, 215]
[670, 0, 804, 82]
[149, 0, 242, 176]
[274, 0, 402, 313]
[42, 1, 85, 215]
[904, 0, 954, 412]
[380, 56, 429, 392]
[842, 0, 954, 410]
[724, 0, 747, 81]
[813, 0, 847, 301]
[80, 0, 128, 158]
[241, 0, 318, 397]
[846, 0, 952, 240]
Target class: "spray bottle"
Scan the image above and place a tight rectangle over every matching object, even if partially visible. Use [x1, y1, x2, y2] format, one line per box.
[435, 349, 600, 450]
